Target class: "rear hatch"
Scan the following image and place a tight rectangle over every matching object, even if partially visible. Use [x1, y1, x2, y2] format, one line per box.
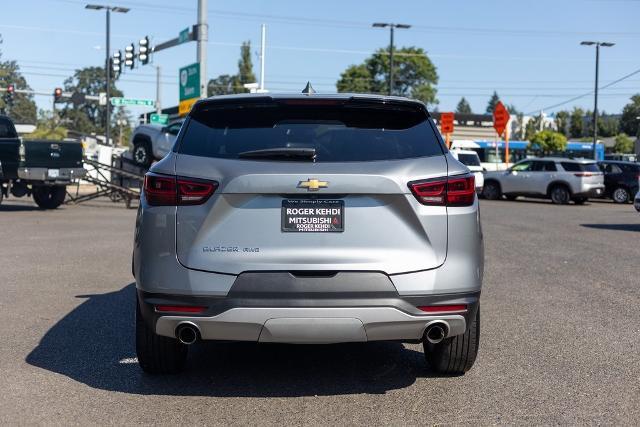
[173, 97, 449, 275]
[560, 161, 604, 185]
[20, 140, 83, 169]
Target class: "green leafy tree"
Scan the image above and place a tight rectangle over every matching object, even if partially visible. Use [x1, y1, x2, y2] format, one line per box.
[455, 97, 472, 114]
[554, 111, 570, 136]
[207, 41, 257, 96]
[485, 91, 500, 114]
[569, 107, 585, 138]
[25, 110, 68, 140]
[597, 114, 619, 138]
[529, 130, 568, 155]
[0, 35, 37, 123]
[525, 114, 545, 141]
[336, 46, 439, 105]
[613, 133, 634, 153]
[619, 94, 640, 137]
[58, 66, 123, 134]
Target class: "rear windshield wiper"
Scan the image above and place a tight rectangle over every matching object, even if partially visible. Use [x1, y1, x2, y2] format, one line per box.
[237, 147, 316, 161]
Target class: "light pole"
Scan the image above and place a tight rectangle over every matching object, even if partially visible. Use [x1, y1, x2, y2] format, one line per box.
[372, 23, 411, 96]
[86, 4, 130, 146]
[581, 41, 614, 160]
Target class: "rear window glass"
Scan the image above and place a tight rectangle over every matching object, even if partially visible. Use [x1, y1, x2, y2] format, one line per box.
[0, 118, 17, 138]
[561, 162, 599, 172]
[457, 153, 481, 166]
[179, 102, 444, 162]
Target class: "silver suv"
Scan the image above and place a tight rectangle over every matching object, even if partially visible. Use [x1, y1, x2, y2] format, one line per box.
[482, 157, 604, 204]
[133, 93, 484, 375]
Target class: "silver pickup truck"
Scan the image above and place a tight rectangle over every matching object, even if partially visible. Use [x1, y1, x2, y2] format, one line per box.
[130, 121, 182, 167]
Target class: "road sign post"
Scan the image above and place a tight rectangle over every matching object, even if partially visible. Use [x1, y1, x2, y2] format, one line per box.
[440, 112, 455, 148]
[493, 102, 511, 166]
[179, 63, 200, 116]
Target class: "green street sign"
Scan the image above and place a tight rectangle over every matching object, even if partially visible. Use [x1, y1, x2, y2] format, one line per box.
[179, 63, 200, 101]
[178, 28, 190, 44]
[110, 97, 155, 107]
[150, 113, 169, 125]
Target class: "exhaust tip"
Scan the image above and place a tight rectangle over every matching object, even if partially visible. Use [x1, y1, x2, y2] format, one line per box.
[175, 323, 199, 345]
[425, 322, 448, 344]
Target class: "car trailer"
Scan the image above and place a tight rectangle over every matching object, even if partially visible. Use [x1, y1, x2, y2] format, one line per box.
[66, 157, 145, 209]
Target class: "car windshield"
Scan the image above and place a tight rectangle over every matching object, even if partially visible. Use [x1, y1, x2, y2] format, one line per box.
[179, 101, 444, 162]
[457, 153, 481, 166]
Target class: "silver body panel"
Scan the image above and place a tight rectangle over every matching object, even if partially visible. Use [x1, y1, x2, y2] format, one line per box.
[134, 93, 484, 343]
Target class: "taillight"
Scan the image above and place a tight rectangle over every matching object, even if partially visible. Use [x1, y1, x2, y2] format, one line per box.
[418, 304, 468, 314]
[573, 172, 593, 177]
[155, 305, 207, 314]
[144, 173, 217, 206]
[408, 174, 475, 207]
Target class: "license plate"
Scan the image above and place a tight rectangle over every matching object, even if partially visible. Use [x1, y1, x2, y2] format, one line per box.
[48, 169, 60, 178]
[282, 199, 344, 232]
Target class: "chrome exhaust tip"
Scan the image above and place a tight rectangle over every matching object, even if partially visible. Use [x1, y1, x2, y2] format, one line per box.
[175, 323, 199, 345]
[425, 322, 448, 344]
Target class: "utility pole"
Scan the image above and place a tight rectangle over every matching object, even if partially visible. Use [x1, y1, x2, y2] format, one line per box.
[259, 24, 266, 92]
[372, 23, 411, 96]
[581, 41, 614, 160]
[85, 4, 130, 146]
[155, 65, 161, 114]
[197, 0, 208, 98]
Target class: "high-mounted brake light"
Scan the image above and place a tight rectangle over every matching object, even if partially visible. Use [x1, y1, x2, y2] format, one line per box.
[144, 173, 218, 206]
[418, 304, 468, 314]
[409, 174, 475, 207]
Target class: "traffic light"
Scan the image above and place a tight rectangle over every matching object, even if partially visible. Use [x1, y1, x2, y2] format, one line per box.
[4, 84, 15, 107]
[124, 43, 135, 70]
[112, 50, 122, 79]
[138, 36, 150, 65]
[53, 87, 62, 103]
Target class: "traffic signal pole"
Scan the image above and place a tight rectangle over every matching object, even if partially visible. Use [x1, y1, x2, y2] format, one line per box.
[105, 8, 111, 146]
[197, 0, 208, 99]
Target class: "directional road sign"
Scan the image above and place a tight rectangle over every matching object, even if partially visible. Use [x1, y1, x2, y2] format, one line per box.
[150, 113, 169, 125]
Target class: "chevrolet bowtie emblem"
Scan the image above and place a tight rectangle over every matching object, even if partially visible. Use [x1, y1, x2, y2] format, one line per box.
[297, 178, 329, 191]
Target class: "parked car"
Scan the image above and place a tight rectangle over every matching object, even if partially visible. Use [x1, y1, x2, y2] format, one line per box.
[130, 121, 183, 167]
[0, 115, 85, 209]
[483, 157, 604, 204]
[450, 148, 484, 192]
[133, 93, 483, 375]
[597, 160, 640, 204]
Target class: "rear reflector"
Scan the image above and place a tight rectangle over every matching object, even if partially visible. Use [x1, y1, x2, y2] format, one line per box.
[155, 305, 207, 314]
[418, 304, 468, 314]
[409, 174, 475, 207]
[144, 172, 218, 206]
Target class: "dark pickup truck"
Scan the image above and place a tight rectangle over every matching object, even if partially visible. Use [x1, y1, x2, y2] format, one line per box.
[0, 115, 85, 209]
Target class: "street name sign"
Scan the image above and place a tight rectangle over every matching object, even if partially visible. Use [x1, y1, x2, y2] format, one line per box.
[110, 97, 155, 107]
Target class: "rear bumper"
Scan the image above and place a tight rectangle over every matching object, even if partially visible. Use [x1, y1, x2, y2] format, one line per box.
[138, 286, 480, 344]
[574, 185, 604, 198]
[17, 167, 85, 183]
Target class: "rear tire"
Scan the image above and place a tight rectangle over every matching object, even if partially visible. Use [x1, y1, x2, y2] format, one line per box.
[482, 181, 501, 200]
[573, 197, 588, 205]
[612, 187, 630, 204]
[136, 298, 187, 374]
[32, 185, 66, 209]
[424, 306, 480, 376]
[550, 185, 570, 205]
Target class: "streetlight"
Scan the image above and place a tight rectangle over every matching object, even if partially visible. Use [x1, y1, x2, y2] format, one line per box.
[581, 40, 614, 160]
[372, 23, 411, 96]
[86, 4, 130, 146]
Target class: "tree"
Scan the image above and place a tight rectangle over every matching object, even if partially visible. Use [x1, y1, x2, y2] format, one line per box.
[554, 111, 570, 136]
[569, 107, 585, 138]
[25, 110, 68, 140]
[0, 35, 37, 123]
[58, 66, 123, 134]
[525, 114, 545, 141]
[207, 41, 257, 96]
[619, 94, 640, 137]
[613, 133, 634, 153]
[336, 46, 439, 105]
[529, 130, 568, 155]
[485, 91, 500, 114]
[456, 97, 472, 114]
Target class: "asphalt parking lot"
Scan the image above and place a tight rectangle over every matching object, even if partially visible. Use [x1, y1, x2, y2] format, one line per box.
[1, 197, 639, 424]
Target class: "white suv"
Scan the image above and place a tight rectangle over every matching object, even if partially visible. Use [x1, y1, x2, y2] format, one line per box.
[450, 149, 484, 193]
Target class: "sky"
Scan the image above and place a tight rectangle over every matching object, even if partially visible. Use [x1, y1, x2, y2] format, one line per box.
[2, 0, 639, 119]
